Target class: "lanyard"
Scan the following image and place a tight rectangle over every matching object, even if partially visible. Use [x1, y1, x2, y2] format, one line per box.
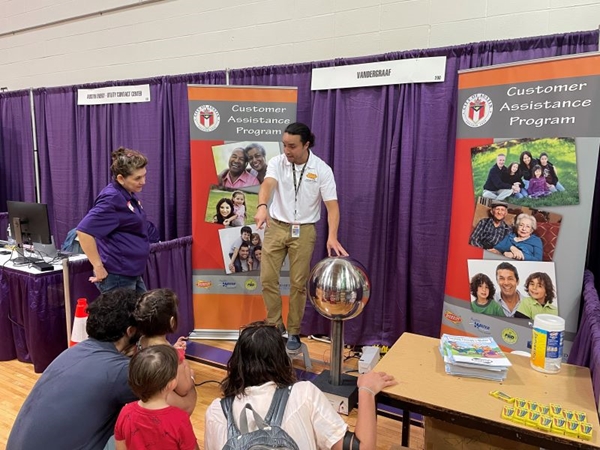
[292, 150, 310, 221]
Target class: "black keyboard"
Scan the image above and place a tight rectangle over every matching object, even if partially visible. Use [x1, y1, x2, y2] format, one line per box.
[12, 257, 44, 265]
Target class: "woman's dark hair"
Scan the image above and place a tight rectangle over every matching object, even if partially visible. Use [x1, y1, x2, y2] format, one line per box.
[134, 288, 179, 336]
[539, 152, 549, 161]
[214, 198, 235, 224]
[284, 122, 315, 148]
[221, 321, 296, 397]
[129, 345, 178, 402]
[519, 150, 534, 167]
[524, 272, 555, 305]
[469, 273, 496, 300]
[110, 147, 148, 179]
[86, 288, 139, 342]
[507, 162, 520, 175]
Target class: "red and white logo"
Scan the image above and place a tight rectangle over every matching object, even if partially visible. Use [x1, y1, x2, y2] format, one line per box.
[462, 93, 493, 127]
[444, 310, 462, 324]
[193, 105, 220, 132]
[196, 280, 212, 288]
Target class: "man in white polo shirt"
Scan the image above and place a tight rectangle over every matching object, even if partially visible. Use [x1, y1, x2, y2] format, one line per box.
[254, 122, 348, 351]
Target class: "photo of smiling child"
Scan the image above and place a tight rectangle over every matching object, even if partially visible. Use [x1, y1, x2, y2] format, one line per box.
[230, 191, 246, 227]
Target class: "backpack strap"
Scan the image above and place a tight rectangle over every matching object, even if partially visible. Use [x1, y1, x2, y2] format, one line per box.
[220, 396, 242, 440]
[222, 385, 294, 436]
[238, 403, 269, 434]
[264, 385, 293, 427]
[343, 430, 361, 450]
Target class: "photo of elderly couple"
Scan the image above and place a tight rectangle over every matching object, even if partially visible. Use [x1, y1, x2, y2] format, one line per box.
[467, 259, 558, 320]
[471, 137, 579, 208]
[205, 141, 281, 227]
[469, 197, 562, 262]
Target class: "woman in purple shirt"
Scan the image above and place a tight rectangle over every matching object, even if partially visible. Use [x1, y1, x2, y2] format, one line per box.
[77, 147, 159, 293]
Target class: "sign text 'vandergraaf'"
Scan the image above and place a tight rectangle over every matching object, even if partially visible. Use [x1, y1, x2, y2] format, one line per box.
[311, 57, 446, 91]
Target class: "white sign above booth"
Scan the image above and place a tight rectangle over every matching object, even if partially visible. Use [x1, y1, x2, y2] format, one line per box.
[311, 56, 446, 91]
[77, 84, 151, 105]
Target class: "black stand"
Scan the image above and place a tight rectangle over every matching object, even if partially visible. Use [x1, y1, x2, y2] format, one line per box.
[311, 370, 358, 415]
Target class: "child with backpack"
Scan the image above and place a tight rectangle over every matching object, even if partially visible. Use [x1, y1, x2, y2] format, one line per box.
[114, 345, 199, 450]
[134, 288, 197, 415]
[204, 321, 397, 450]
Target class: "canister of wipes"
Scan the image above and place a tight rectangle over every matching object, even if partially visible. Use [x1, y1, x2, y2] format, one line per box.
[530, 314, 565, 374]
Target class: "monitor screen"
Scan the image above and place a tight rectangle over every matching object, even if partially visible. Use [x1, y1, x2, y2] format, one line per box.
[7, 201, 53, 246]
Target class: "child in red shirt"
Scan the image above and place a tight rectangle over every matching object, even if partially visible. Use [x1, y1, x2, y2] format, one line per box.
[115, 345, 198, 450]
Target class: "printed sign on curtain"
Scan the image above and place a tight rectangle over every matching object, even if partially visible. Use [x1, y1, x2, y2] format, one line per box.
[188, 85, 297, 338]
[443, 54, 600, 356]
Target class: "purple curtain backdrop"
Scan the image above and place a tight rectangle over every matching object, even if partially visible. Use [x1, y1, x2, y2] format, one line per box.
[587, 154, 600, 291]
[32, 72, 226, 247]
[0, 30, 598, 351]
[0, 91, 36, 211]
[229, 30, 600, 344]
[144, 236, 194, 338]
[568, 270, 600, 405]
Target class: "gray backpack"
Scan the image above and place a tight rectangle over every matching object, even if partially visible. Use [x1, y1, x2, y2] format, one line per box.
[220, 385, 300, 450]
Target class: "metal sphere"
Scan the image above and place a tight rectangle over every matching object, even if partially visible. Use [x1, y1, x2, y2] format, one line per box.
[307, 256, 371, 320]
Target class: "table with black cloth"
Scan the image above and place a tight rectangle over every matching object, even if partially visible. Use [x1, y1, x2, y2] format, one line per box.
[0, 236, 194, 373]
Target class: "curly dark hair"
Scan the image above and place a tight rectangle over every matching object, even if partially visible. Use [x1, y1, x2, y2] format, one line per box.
[524, 272, 555, 305]
[86, 288, 139, 342]
[110, 147, 148, 179]
[134, 288, 179, 337]
[469, 273, 496, 300]
[129, 345, 178, 402]
[221, 321, 296, 397]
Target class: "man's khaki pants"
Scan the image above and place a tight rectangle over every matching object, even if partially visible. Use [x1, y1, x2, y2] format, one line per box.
[260, 219, 316, 335]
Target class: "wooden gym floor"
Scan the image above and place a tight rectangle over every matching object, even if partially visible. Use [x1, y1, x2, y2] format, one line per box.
[0, 337, 424, 449]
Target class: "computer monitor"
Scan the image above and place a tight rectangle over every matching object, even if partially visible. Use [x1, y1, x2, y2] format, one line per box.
[7, 201, 56, 260]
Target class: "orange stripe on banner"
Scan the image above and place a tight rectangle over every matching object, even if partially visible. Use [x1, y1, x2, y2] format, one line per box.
[459, 54, 600, 89]
[445, 138, 492, 300]
[193, 293, 290, 330]
[187, 86, 297, 103]
[190, 140, 226, 269]
[440, 324, 514, 354]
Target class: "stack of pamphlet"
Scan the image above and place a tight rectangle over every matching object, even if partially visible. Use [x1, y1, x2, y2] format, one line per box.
[440, 334, 512, 381]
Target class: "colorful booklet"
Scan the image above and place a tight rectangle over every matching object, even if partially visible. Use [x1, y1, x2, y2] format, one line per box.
[440, 334, 511, 380]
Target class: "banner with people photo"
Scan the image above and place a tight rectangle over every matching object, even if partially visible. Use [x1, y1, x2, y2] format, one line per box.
[443, 53, 600, 356]
[188, 85, 297, 338]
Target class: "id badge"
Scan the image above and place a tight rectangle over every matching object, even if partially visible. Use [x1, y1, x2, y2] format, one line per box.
[291, 224, 300, 238]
